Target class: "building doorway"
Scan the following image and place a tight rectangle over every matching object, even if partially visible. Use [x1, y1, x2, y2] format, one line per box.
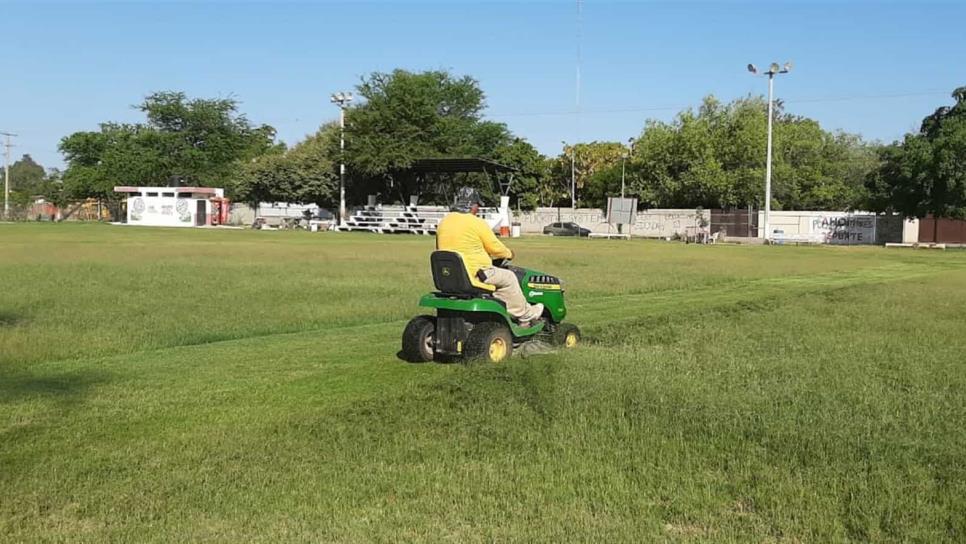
[196, 200, 207, 226]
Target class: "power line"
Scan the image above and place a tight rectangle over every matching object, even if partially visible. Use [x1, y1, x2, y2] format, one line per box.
[485, 90, 951, 118]
[489, 105, 686, 118]
[784, 90, 949, 105]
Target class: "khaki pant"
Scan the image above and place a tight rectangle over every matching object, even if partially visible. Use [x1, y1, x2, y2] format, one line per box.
[480, 267, 544, 322]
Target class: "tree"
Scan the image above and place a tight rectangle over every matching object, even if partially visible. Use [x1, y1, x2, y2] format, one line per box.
[138, 92, 278, 185]
[492, 138, 548, 210]
[60, 92, 279, 200]
[2, 155, 63, 219]
[236, 124, 338, 208]
[866, 86, 966, 219]
[343, 69, 539, 205]
[628, 97, 764, 209]
[626, 95, 875, 210]
[7, 154, 46, 195]
[556, 141, 627, 209]
[583, 165, 625, 210]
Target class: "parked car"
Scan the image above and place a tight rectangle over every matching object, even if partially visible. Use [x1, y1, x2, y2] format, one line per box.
[543, 222, 591, 237]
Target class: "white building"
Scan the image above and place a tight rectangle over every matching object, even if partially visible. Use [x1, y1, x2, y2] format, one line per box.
[114, 186, 228, 227]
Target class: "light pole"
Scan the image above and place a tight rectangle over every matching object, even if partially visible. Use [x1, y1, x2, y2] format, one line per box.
[1, 132, 15, 220]
[747, 61, 791, 242]
[330, 91, 353, 226]
[562, 141, 576, 209]
[621, 137, 635, 199]
[620, 151, 627, 200]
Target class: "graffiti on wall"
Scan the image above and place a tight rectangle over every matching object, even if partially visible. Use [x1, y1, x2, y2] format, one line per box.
[130, 197, 146, 221]
[176, 199, 192, 222]
[129, 195, 195, 225]
[812, 215, 875, 244]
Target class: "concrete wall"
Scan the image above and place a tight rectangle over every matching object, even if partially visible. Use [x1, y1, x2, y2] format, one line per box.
[514, 208, 709, 239]
[756, 210, 902, 245]
[512, 207, 903, 244]
[228, 203, 332, 226]
[228, 204, 255, 226]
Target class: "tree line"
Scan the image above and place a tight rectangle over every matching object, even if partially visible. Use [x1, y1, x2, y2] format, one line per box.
[7, 69, 965, 219]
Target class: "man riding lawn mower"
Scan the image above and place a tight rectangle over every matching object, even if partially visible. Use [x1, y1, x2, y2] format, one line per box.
[401, 199, 580, 363]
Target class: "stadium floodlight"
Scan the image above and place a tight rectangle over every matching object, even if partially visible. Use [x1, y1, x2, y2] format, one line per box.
[747, 61, 793, 242]
[330, 92, 353, 104]
[331, 91, 354, 226]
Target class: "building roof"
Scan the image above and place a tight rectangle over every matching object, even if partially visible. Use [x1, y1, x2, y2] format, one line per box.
[114, 186, 222, 195]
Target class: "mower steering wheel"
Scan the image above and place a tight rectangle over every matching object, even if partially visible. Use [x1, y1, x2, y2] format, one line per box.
[492, 257, 511, 268]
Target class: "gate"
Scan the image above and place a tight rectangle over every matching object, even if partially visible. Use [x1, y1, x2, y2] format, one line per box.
[711, 208, 758, 238]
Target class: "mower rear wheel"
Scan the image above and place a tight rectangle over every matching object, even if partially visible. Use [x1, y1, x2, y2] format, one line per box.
[552, 323, 580, 348]
[401, 316, 436, 362]
[465, 322, 513, 363]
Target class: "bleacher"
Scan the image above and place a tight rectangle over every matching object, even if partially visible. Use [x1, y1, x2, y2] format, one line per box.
[332, 205, 447, 235]
[332, 204, 500, 235]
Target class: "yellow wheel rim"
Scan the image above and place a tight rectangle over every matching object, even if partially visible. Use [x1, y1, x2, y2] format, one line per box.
[565, 332, 578, 348]
[489, 337, 508, 362]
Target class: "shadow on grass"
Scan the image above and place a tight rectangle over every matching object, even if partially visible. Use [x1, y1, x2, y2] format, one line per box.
[0, 369, 111, 405]
[0, 309, 26, 327]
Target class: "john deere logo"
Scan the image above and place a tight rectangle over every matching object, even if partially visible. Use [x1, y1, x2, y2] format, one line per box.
[442, 267, 451, 277]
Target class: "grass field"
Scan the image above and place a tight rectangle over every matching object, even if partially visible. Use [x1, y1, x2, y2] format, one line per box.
[2, 223, 965, 542]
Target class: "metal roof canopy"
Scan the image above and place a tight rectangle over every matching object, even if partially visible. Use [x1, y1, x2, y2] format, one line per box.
[405, 158, 517, 174]
[400, 158, 517, 196]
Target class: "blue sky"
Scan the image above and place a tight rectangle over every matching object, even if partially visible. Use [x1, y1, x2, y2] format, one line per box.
[3, 1, 965, 169]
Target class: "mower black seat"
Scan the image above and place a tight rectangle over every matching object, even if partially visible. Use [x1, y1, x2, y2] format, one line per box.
[430, 250, 494, 297]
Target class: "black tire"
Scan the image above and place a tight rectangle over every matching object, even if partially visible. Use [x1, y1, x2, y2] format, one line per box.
[464, 322, 513, 363]
[401, 316, 435, 362]
[552, 323, 580, 348]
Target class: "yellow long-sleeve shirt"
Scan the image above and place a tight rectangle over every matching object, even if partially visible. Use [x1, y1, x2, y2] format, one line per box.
[436, 212, 513, 290]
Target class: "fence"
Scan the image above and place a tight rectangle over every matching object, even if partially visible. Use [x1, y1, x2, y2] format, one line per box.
[918, 216, 966, 244]
[4, 199, 118, 222]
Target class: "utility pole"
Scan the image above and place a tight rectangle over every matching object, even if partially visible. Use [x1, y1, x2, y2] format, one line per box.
[571, 146, 576, 209]
[747, 62, 791, 243]
[571, 0, 582, 212]
[330, 92, 353, 226]
[1, 132, 16, 220]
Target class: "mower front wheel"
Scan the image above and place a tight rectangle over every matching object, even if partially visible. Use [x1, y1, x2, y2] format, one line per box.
[465, 322, 513, 363]
[401, 316, 436, 362]
[552, 323, 581, 348]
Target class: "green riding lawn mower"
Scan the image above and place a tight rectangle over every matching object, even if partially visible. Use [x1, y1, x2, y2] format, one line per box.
[401, 250, 580, 363]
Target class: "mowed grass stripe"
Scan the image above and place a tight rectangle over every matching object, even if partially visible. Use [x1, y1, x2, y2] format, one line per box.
[4, 268, 963, 542]
[572, 259, 941, 320]
[2, 223, 958, 368]
[4, 258, 947, 372]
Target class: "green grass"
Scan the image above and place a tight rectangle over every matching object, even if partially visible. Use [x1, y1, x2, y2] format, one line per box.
[1, 223, 965, 542]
